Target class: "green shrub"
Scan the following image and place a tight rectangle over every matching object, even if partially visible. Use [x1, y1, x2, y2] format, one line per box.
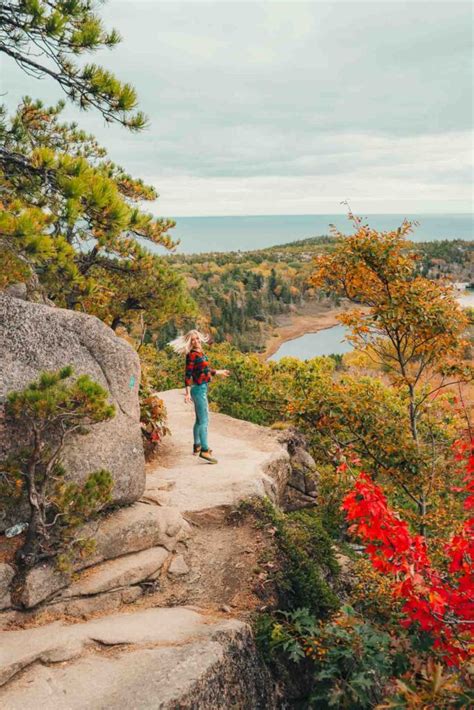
[308, 607, 394, 708]
[258, 606, 397, 709]
[2, 367, 115, 569]
[255, 499, 339, 619]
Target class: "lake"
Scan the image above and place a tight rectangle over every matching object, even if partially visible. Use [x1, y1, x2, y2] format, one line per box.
[270, 291, 474, 361]
[165, 213, 473, 254]
[269, 324, 352, 361]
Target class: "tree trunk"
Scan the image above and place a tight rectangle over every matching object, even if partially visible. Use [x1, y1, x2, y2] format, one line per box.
[17, 505, 46, 568]
[16, 449, 47, 568]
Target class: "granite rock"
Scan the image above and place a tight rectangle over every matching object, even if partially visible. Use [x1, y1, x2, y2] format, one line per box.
[0, 293, 145, 531]
[0, 609, 278, 708]
[19, 503, 191, 608]
[0, 564, 15, 610]
[60, 546, 169, 598]
[168, 554, 190, 577]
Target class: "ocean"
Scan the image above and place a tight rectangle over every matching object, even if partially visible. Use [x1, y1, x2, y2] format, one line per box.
[166, 214, 473, 254]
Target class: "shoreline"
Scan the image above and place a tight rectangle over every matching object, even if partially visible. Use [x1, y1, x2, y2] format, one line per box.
[261, 289, 473, 362]
[261, 301, 353, 360]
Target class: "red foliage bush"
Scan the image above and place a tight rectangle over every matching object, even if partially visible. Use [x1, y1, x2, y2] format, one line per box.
[342, 442, 474, 666]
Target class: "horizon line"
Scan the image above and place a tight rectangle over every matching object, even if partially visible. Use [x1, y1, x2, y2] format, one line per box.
[165, 211, 474, 219]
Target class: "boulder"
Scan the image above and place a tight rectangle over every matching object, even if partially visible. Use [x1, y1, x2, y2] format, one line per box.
[18, 565, 70, 610]
[0, 608, 277, 708]
[168, 554, 190, 577]
[60, 546, 169, 598]
[0, 293, 145, 530]
[19, 503, 191, 608]
[88, 503, 191, 561]
[47, 587, 144, 620]
[278, 428, 319, 511]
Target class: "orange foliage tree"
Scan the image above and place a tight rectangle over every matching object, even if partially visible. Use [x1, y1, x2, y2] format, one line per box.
[311, 212, 473, 532]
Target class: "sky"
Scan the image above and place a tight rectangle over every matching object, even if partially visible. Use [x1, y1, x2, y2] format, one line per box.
[1, 0, 472, 216]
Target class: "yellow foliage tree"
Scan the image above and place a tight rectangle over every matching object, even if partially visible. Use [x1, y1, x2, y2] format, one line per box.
[311, 212, 472, 531]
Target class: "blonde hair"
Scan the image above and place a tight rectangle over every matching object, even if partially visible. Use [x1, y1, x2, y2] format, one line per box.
[168, 329, 209, 356]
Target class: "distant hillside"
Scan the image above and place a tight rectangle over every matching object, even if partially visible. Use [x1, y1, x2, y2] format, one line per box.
[167, 234, 336, 266]
[159, 237, 474, 352]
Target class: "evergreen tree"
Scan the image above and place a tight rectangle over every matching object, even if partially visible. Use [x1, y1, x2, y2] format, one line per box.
[2, 367, 115, 568]
[0, 1, 196, 333]
[0, 99, 196, 331]
[268, 267, 278, 296]
[0, 0, 145, 130]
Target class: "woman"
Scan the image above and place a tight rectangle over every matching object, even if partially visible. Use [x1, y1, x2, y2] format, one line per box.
[169, 329, 230, 464]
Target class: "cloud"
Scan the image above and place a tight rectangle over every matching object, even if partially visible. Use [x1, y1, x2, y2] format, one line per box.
[0, 0, 472, 215]
[145, 165, 471, 217]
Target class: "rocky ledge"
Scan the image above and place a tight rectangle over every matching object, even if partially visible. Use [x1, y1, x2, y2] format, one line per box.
[0, 607, 276, 709]
[0, 387, 319, 708]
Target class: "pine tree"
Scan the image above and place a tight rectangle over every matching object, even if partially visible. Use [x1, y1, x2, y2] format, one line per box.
[0, 0, 197, 333]
[0, 99, 196, 331]
[2, 366, 116, 568]
[0, 0, 146, 130]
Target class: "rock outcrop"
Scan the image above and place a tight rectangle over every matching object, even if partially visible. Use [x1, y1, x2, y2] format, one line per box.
[278, 428, 319, 510]
[0, 386, 319, 707]
[0, 608, 277, 708]
[152, 389, 292, 512]
[16, 502, 191, 609]
[0, 293, 145, 530]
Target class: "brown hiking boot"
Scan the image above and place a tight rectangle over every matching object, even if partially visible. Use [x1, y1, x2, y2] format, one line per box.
[194, 446, 213, 456]
[199, 450, 218, 464]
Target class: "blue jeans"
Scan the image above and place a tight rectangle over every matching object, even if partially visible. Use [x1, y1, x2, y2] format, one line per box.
[191, 382, 209, 451]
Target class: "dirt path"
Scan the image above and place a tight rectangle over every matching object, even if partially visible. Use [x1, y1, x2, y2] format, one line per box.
[140, 389, 290, 613]
[0, 389, 293, 707]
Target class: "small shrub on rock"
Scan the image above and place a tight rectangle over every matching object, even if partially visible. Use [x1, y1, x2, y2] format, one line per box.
[134, 344, 171, 459]
[140, 385, 170, 459]
[1, 366, 115, 568]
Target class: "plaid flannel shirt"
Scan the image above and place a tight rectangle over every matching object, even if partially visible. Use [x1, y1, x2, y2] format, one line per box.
[185, 350, 216, 386]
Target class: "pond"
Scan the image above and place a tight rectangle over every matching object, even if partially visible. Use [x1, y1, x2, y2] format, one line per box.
[269, 324, 353, 361]
[269, 290, 474, 361]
